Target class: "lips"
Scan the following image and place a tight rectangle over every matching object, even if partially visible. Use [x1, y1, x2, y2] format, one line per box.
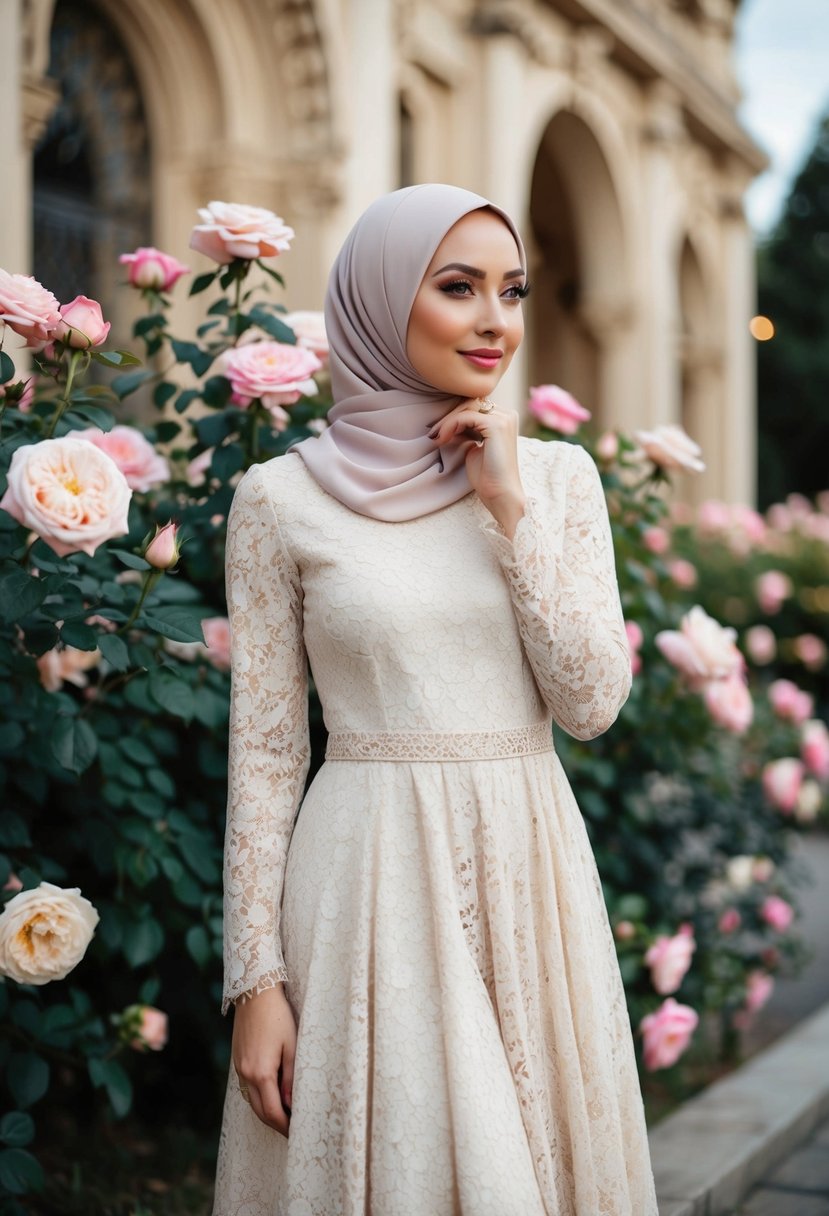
[459, 348, 503, 369]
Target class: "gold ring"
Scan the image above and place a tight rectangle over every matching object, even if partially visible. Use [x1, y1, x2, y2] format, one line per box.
[477, 398, 495, 414]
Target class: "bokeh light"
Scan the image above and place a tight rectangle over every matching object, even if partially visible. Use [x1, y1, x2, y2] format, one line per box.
[749, 315, 775, 341]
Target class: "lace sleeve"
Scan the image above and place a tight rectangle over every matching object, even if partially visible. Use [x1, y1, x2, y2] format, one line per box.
[481, 443, 632, 740]
[221, 463, 310, 1014]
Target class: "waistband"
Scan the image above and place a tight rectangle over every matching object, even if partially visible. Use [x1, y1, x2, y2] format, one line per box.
[324, 722, 554, 763]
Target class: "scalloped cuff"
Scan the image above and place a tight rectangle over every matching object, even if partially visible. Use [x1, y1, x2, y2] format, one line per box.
[221, 965, 288, 1016]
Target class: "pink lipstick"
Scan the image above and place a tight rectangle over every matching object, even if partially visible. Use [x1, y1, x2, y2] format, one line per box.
[459, 348, 503, 369]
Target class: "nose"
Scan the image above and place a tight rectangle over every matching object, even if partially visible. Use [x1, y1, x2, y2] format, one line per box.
[475, 291, 508, 338]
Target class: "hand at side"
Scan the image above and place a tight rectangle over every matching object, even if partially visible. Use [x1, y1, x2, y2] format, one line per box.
[232, 983, 296, 1136]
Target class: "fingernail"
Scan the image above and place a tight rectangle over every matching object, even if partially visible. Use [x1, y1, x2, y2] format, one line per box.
[428, 428, 439, 440]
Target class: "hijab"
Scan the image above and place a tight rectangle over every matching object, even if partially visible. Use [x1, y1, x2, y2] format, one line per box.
[291, 183, 526, 521]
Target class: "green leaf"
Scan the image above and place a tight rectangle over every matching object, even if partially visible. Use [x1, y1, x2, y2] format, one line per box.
[119, 736, 155, 765]
[88, 1057, 133, 1118]
[121, 916, 164, 968]
[62, 402, 115, 431]
[185, 925, 211, 968]
[140, 605, 205, 644]
[51, 716, 98, 775]
[90, 349, 142, 368]
[0, 568, 49, 624]
[149, 667, 195, 720]
[249, 305, 296, 344]
[97, 632, 130, 671]
[194, 411, 237, 447]
[110, 548, 151, 572]
[112, 369, 156, 400]
[0, 722, 25, 755]
[154, 420, 181, 442]
[59, 620, 99, 650]
[0, 812, 31, 848]
[0, 1113, 35, 1149]
[7, 1053, 49, 1109]
[0, 351, 15, 384]
[174, 389, 201, 415]
[133, 313, 166, 336]
[201, 375, 232, 409]
[0, 1147, 44, 1194]
[153, 381, 177, 409]
[256, 260, 286, 287]
[170, 339, 214, 377]
[146, 766, 175, 797]
[211, 443, 244, 481]
[189, 270, 219, 296]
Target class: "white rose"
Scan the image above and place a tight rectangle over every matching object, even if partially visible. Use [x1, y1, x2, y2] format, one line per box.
[0, 882, 99, 984]
[634, 424, 705, 474]
[725, 855, 754, 892]
[282, 311, 329, 362]
[0, 437, 131, 557]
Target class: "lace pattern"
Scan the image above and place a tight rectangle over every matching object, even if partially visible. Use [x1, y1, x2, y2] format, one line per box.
[325, 722, 554, 762]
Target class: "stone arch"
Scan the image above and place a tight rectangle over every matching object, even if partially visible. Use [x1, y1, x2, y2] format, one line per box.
[527, 107, 633, 431]
[676, 233, 723, 500]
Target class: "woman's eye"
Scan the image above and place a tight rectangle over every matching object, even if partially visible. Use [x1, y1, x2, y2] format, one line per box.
[503, 283, 530, 300]
[439, 279, 473, 296]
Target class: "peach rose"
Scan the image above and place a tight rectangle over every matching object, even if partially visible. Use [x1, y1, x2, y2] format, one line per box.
[755, 570, 792, 615]
[283, 311, 329, 363]
[768, 679, 813, 725]
[0, 881, 99, 984]
[744, 625, 776, 666]
[189, 201, 294, 265]
[644, 923, 696, 995]
[801, 719, 829, 781]
[126, 1004, 169, 1052]
[0, 270, 62, 346]
[37, 644, 101, 693]
[120, 247, 190, 291]
[762, 757, 804, 814]
[0, 437, 131, 557]
[221, 341, 321, 410]
[528, 385, 591, 435]
[201, 616, 231, 671]
[55, 296, 110, 348]
[795, 779, 822, 823]
[704, 675, 754, 735]
[760, 894, 794, 932]
[639, 997, 699, 1070]
[655, 606, 742, 687]
[718, 907, 741, 934]
[634, 424, 705, 474]
[64, 426, 169, 492]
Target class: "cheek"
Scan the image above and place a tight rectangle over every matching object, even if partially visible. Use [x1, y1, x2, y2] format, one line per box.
[408, 295, 464, 355]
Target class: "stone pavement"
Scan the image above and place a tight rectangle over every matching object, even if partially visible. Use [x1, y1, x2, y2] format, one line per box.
[732, 1114, 829, 1215]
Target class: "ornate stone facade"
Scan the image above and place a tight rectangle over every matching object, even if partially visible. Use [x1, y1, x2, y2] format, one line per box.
[1, 0, 764, 503]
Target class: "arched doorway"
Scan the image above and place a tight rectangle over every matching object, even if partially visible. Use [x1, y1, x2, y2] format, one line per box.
[528, 110, 631, 431]
[34, 0, 151, 331]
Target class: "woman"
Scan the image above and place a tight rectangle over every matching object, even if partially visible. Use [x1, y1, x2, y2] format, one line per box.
[212, 183, 658, 1215]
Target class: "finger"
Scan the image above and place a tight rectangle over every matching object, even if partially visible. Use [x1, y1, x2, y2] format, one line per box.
[257, 1076, 291, 1136]
[430, 410, 494, 445]
[279, 1051, 295, 1113]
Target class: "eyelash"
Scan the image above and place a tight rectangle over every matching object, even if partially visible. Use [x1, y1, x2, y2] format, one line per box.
[439, 279, 531, 300]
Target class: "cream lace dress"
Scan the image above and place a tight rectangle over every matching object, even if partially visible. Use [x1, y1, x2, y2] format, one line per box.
[212, 437, 658, 1216]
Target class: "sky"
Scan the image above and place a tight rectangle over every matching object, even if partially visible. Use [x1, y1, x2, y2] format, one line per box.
[734, 0, 829, 235]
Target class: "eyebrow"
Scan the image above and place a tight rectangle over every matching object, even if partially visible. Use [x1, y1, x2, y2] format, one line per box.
[431, 262, 525, 280]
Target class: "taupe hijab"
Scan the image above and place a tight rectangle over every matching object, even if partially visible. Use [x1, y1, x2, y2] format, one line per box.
[292, 184, 526, 521]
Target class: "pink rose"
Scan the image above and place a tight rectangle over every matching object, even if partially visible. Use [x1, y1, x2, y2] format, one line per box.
[144, 521, 180, 570]
[643, 923, 696, 995]
[801, 719, 829, 781]
[189, 201, 294, 265]
[0, 437, 131, 557]
[655, 606, 743, 687]
[613, 920, 636, 941]
[732, 970, 774, 1029]
[64, 426, 169, 492]
[768, 679, 813, 725]
[668, 559, 697, 589]
[752, 856, 775, 883]
[201, 616, 231, 671]
[55, 296, 110, 349]
[704, 675, 754, 734]
[644, 527, 670, 555]
[697, 500, 731, 534]
[0, 270, 62, 346]
[119, 247, 190, 291]
[528, 385, 591, 435]
[3, 873, 23, 893]
[36, 645, 101, 693]
[221, 341, 321, 410]
[755, 570, 792, 615]
[762, 757, 804, 814]
[595, 431, 619, 463]
[625, 620, 644, 676]
[186, 448, 214, 487]
[634, 425, 705, 474]
[127, 1005, 168, 1052]
[744, 625, 776, 666]
[283, 311, 329, 363]
[718, 907, 741, 934]
[793, 633, 827, 671]
[639, 997, 699, 1070]
[760, 894, 794, 932]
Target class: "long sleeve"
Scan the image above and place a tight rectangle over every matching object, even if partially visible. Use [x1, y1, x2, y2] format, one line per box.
[481, 442, 632, 740]
[221, 463, 310, 1014]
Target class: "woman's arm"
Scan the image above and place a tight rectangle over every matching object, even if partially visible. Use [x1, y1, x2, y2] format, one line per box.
[481, 442, 632, 740]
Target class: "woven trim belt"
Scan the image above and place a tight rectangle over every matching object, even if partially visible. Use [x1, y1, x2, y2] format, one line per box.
[325, 722, 554, 763]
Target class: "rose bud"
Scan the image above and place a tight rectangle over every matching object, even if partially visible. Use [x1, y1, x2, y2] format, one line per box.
[119, 247, 190, 292]
[143, 521, 181, 570]
[55, 295, 111, 348]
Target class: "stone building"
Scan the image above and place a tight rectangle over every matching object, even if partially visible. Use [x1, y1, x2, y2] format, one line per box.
[1, 0, 765, 503]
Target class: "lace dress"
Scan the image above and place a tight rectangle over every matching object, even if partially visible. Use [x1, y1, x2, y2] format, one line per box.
[212, 437, 659, 1216]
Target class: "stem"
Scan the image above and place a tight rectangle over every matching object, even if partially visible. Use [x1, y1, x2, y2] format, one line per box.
[116, 568, 163, 635]
[232, 272, 244, 344]
[46, 348, 85, 437]
[250, 405, 261, 461]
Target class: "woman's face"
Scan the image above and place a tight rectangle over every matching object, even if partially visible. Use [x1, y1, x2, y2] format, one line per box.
[406, 209, 526, 399]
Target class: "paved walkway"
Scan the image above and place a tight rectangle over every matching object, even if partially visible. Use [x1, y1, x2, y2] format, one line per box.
[733, 1114, 829, 1214]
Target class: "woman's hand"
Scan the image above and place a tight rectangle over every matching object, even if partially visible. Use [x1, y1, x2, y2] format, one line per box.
[429, 398, 526, 537]
[232, 983, 296, 1136]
